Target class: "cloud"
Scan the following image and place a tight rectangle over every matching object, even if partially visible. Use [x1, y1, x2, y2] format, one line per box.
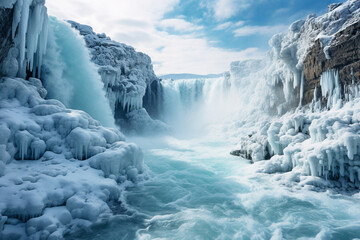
[214, 22, 232, 30]
[233, 25, 288, 37]
[213, 0, 251, 20]
[159, 18, 203, 32]
[149, 34, 265, 74]
[214, 20, 245, 30]
[46, 0, 264, 75]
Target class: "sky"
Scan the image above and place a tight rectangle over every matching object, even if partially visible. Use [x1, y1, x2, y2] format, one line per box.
[46, 0, 343, 75]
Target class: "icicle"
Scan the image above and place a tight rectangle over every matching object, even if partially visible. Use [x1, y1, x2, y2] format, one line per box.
[308, 155, 318, 177]
[299, 71, 304, 107]
[15, 0, 31, 78]
[326, 150, 333, 171]
[12, 0, 23, 40]
[15, 131, 33, 160]
[320, 69, 341, 109]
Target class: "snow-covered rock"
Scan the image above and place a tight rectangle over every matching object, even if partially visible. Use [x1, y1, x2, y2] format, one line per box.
[258, 0, 360, 114]
[68, 21, 168, 134]
[230, 0, 360, 188]
[0, 77, 145, 239]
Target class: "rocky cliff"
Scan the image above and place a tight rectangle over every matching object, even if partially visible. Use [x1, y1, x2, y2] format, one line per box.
[229, 0, 360, 188]
[303, 21, 360, 104]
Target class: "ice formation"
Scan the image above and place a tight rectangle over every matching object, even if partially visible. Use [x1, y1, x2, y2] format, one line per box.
[68, 21, 167, 134]
[0, 1, 147, 238]
[319, 69, 342, 109]
[237, 99, 360, 188]
[262, 0, 360, 114]
[0, 0, 48, 79]
[0, 77, 144, 239]
[228, 0, 360, 188]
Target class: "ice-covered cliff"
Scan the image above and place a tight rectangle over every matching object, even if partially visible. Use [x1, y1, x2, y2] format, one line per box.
[262, 0, 360, 114]
[0, 1, 146, 239]
[69, 21, 168, 134]
[230, 0, 360, 188]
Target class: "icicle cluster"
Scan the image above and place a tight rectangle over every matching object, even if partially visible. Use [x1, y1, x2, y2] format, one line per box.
[2, 0, 49, 78]
[260, 0, 360, 113]
[320, 69, 342, 108]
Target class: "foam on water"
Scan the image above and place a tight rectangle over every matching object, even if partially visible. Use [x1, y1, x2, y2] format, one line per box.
[66, 136, 360, 240]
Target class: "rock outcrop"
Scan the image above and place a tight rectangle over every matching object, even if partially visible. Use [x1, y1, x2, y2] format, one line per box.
[303, 21, 360, 104]
[0, 7, 13, 66]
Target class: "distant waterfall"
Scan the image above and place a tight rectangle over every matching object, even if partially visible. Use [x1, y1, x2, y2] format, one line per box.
[42, 18, 115, 127]
[158, 76, 242, 135]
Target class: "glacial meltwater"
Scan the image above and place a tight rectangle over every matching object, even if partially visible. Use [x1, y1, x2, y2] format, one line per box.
[66, 135, 360, 240]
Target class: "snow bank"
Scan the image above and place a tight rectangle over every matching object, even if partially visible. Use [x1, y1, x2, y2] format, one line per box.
[0, 77, 144, 239]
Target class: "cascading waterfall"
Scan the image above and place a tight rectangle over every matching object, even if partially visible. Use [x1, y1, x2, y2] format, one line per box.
[159, 76, 242, 136]
[41, 17, 115, 127]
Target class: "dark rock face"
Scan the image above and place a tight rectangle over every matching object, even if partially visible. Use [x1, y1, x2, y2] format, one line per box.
[303, 21, 360, 104]
[0, 8, 13, 68]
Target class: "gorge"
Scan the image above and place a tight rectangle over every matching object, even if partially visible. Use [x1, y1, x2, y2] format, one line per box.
[1, 0, 360, 239]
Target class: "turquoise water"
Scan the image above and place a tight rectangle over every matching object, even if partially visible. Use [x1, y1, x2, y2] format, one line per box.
[72, 137, 360, 240]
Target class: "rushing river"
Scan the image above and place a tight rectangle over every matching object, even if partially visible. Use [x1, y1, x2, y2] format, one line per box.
[71, 136, 360, 240]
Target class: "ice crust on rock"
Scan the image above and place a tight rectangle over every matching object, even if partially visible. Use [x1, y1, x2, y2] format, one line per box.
[233, 94, 360, 188]
[67, 21, 169, 134]
[0, 77, 144, 239]
[228, 0, 360, 188]
[68, 21, 158, 115]
[259, 0, 360, 114]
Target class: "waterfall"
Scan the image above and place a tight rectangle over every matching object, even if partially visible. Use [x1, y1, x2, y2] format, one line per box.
[159, 76, 240, 135]
[41, 17, 115, 127]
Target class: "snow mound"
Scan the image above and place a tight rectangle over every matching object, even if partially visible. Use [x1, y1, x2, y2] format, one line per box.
[0, 77, 144, 239]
